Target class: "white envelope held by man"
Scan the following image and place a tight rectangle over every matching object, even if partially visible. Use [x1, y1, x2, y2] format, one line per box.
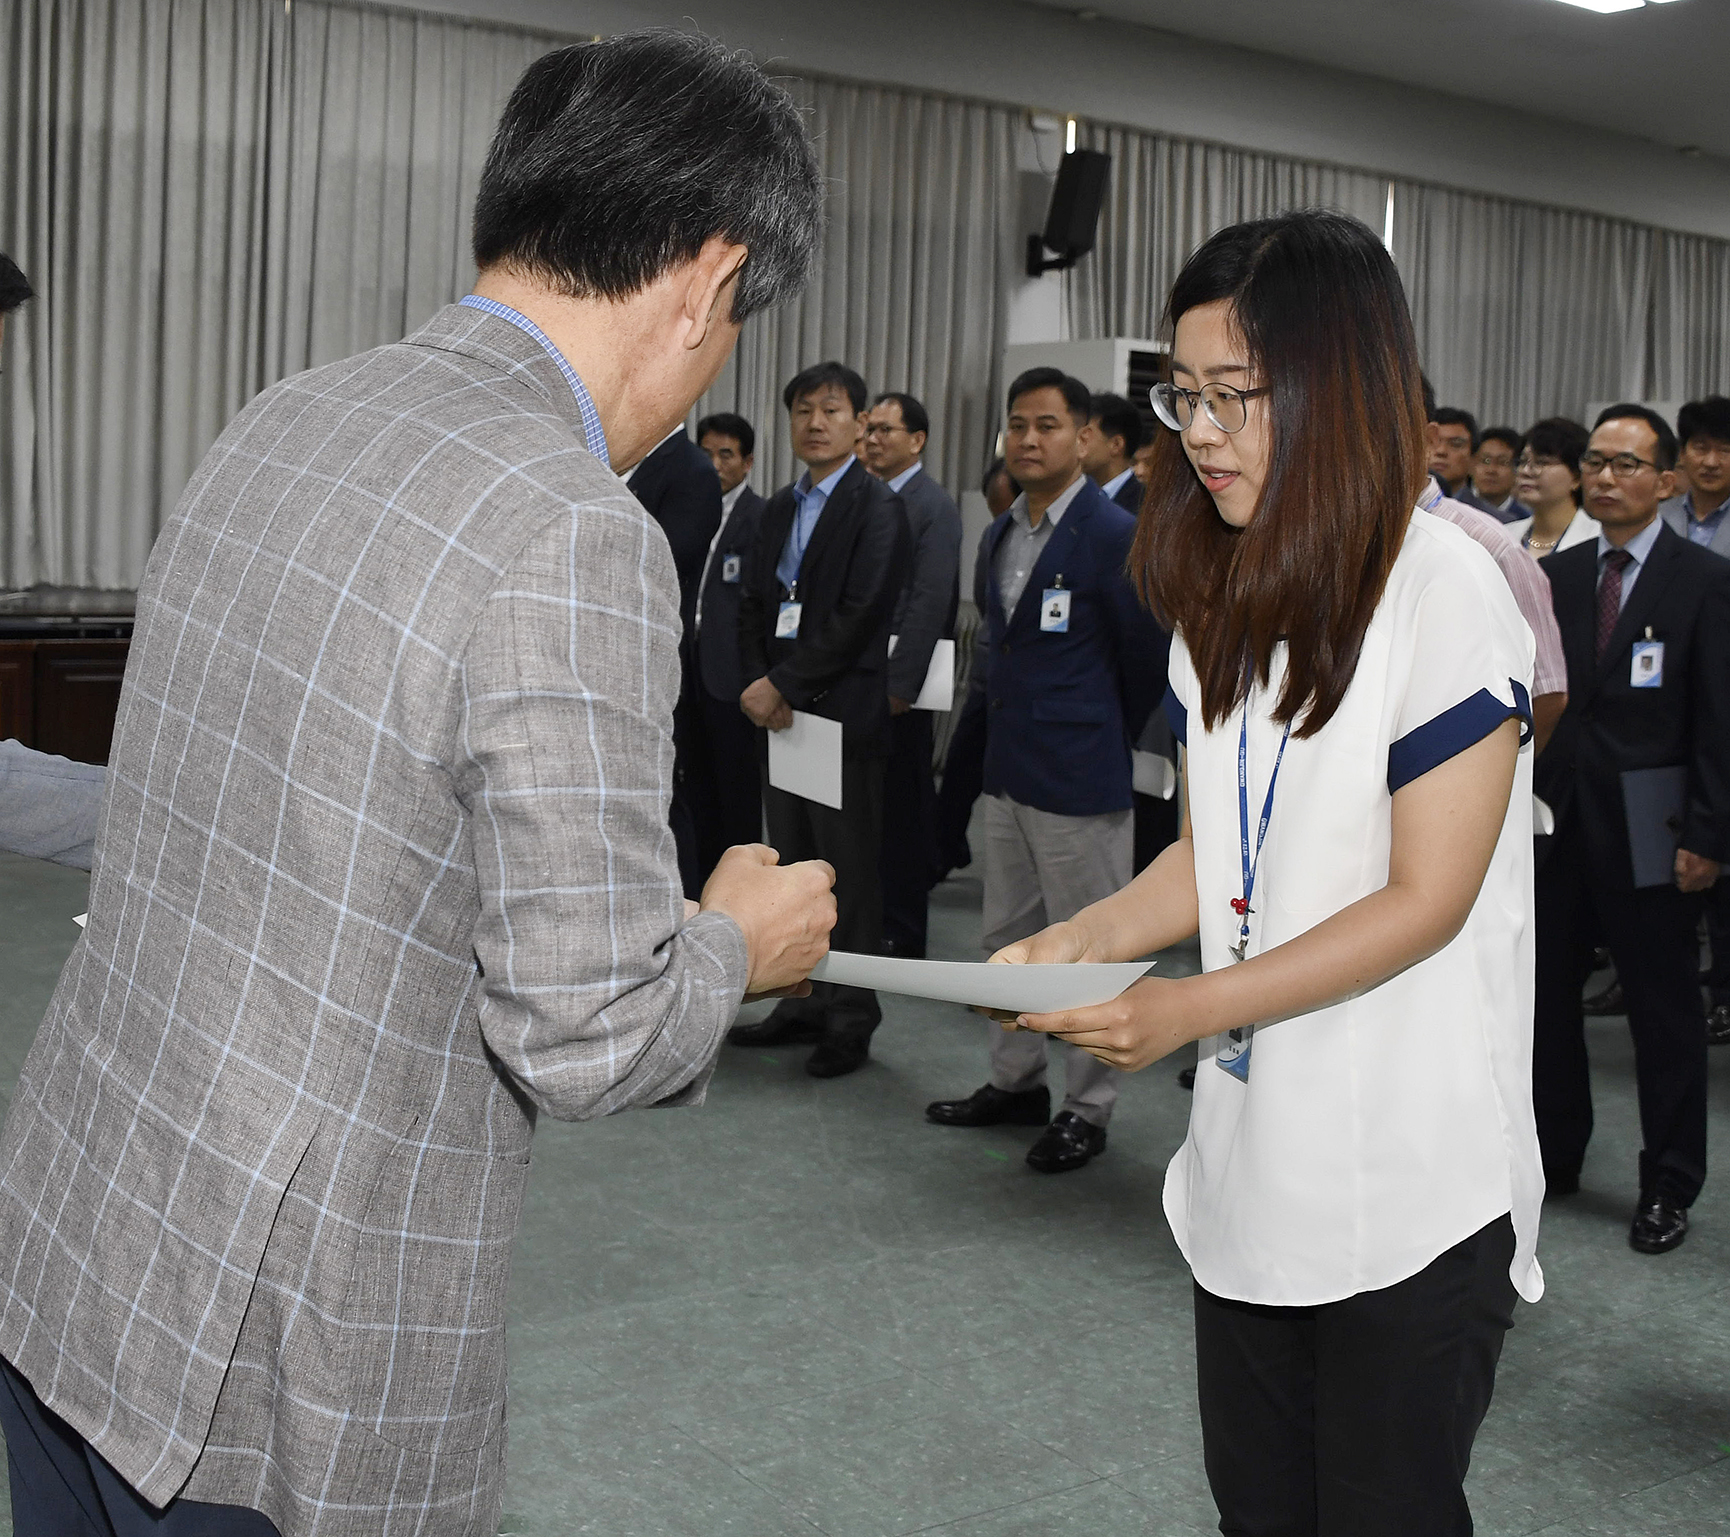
[808, 951, 1154, 1014]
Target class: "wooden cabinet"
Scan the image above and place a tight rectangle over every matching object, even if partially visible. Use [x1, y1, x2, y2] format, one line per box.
[0, 636, 133, 766]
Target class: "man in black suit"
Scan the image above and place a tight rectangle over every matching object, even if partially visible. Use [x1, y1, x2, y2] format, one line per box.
[689, 412, 767, 882]
[863, 391, 961, 958]
[1535, 404, 1730, 1255]
[627, 424, 723, 894]
[1081, 391, 1146, 513]
[730, 363, 910, 1077]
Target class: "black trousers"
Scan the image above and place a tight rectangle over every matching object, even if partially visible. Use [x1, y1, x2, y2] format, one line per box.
[1702, 875, 1730, 1009]
[1194, 1216, 1517, 1537]
[1132, 789, 1180, 876]
[0, 1357, 280, 1536]
[670, 687, 765, 898]
[931, 686, 987, 882]
[1533, 821, 1708, 1204]
[880, 709, 936, 956]
[763, 758, 885, 1032]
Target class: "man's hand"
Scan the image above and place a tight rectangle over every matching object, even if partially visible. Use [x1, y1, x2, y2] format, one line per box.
[889, 696, 912, 716]
[741, 677, 793, 731]
[1676, 848, 1720, 893]
[701, 843, 836, 994]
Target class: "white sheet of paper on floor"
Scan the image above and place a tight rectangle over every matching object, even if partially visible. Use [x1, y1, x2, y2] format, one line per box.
[767, 709, 844, 810]
[807, 951, 1154, 1013]
[72, 913, 87, 928]
[1132, 750, 1177, 800]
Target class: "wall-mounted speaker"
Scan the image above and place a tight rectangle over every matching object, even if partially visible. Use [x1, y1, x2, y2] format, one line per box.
[1027, 149, 1111, 277]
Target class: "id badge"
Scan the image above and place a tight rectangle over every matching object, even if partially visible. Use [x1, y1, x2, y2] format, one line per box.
[1631, 639, 1664, 688]
[721, 554, 742, 584]
[1039, 587, 1071, 633]
[1215, 1025, 1253, 1083]
[775, 601, 802, 639]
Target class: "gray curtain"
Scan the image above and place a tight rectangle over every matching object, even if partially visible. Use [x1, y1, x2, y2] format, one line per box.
[693, 75, 1022, 499]
[0, 0, 557, 590]
[1069, 122, 1387, 343]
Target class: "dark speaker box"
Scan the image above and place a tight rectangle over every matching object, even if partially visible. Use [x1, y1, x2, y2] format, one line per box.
[1041, 149, 1111, 257]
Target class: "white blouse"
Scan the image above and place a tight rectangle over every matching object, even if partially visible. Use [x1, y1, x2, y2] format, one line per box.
[1506, 506, 1600, 553]
[1163, 508, 1544, 1307]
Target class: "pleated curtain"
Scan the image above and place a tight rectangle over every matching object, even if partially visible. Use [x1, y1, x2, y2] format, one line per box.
[4, 0, 1729, 590]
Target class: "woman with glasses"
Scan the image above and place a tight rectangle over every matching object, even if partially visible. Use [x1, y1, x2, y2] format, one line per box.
[1507, 416, 1597, 555]
[992, 210, 1541, 1535]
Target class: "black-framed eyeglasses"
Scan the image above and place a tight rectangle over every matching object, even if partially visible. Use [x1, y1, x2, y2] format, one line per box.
[1150, 381, 1269, 435]
[862, 422, 908, 438]
[1580, 450, 1660, 479]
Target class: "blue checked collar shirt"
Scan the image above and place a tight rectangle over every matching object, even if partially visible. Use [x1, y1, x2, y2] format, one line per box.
[1596, 513, 1664, 614]
[1681, 488, 1730, 548]
[458, 294, 610, 464]
[775, 455, 855, 591]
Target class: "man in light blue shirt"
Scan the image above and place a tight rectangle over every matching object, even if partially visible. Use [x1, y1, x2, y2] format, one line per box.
[1659, 396, 1730, 559]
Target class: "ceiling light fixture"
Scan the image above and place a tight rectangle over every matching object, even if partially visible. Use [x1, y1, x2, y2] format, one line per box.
[1548, 0, 1684, 10]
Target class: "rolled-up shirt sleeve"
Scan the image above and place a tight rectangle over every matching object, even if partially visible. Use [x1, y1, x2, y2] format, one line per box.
[456, 497, 748, 1121]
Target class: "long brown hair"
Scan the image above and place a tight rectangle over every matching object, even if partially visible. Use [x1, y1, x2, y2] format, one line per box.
[1132, 210, 1427, 738]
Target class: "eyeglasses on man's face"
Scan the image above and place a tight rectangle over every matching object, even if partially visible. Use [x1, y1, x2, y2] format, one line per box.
[1150, 381, 1269, 435]
[1580, 450, 1661, 479]
[862, 422, 908, 439]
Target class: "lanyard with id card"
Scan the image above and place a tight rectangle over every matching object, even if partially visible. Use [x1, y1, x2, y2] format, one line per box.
[721, 553, 742, 584]
[1631, 627, 1663, 689]
[776, 582, 802, 639]
[1039, 577, 1071, 634]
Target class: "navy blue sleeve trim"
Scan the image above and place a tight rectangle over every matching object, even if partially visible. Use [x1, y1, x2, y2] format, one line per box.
[1163, 684, 1187, 746]
[1387, 680, 1534, 794]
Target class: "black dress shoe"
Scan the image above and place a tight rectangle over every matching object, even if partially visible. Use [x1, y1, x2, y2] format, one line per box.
[727, 1003, 823, 1048]
[1709, 1004, 1730, 1046]
[806, 1029, 872, 1078]
[1582, 977, 1624, 1016]
[925, 1083, 1050, 1127]
[1026, 1111, 1107, 1173]
[1630, 1193, 1689, 1253]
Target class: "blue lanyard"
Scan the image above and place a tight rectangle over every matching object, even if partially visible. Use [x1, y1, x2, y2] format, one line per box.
[1234, 705, 1291, 960]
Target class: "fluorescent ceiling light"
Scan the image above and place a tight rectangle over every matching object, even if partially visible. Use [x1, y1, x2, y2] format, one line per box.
[1548, 0, 1645, 12]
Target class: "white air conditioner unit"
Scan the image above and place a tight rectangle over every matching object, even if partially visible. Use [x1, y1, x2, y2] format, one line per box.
[1001, 337, 1170, 432]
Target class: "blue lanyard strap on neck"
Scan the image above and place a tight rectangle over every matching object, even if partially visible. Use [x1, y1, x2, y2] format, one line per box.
[1236, 705, 1292, 951]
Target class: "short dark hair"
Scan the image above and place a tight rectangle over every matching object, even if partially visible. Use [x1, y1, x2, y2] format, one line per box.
[473, 32, 822, 323]
[1006, 367, 1091, 423]
[0, 254, 33, 315]
[697, 411, 755, 458]
[1523, 417, 1589, 506]
[783, 361, 867, 415]
[1479, 426, 1523, 458]
[873, 392, 929, 439]
[1433, 407, 1479, 451]
[981, 456, 1019, 498]
[1677, 396, 1730, 448]
[1089, 391, 1145, 454]
[1593, 402, 1678, 470]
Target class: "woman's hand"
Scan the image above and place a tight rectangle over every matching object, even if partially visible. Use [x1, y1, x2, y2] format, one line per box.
[1014, 975, 1204, 1072]
[987, 920, 1093, 968]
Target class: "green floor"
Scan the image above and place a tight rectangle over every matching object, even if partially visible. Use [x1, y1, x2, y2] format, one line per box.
[1, 847, 1727, 1535]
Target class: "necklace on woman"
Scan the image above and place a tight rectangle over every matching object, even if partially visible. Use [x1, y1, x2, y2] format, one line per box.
[1527, 534, 1558, 554]
[1233, 706, 1293, 963]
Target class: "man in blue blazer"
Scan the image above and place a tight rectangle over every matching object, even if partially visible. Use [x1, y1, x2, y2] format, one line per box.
[1081, 391, 1147, 514]
[926, 369, 1165, 1172]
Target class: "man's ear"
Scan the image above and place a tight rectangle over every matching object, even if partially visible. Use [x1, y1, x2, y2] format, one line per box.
[1658, 467, 1678, 503]
[682, 236, 749, 352]
[911, 432, 927, 458]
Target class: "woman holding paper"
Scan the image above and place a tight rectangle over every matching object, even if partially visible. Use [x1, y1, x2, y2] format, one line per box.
[997, 210, 1542, 1536]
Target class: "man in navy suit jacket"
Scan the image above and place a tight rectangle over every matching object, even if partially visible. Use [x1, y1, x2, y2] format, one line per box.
[927, 370, 1165, 1173]
[1082, 391, 1147, 514]
[690, 412, 767, 883]
[627, 425, 723, 894]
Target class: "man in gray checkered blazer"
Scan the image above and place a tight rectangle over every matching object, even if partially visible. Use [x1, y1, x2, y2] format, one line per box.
[0, 34, 831, 1537]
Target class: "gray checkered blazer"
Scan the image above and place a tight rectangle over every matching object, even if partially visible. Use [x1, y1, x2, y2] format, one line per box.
[0, 303, 748, 1534]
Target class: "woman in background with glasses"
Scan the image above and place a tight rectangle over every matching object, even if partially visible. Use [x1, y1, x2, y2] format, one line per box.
[1508, 417, 1597, 555]
[991, 209, 1542, 1536]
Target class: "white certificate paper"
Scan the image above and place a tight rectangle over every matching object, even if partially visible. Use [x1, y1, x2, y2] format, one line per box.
[888, 635, 957, 713]
[767, 710, 843, 809]
[807, 951, 1153, 1013]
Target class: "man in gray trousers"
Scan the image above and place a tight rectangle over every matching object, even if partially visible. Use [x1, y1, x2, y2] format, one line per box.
[0, 254, 107, 872]
[0, 35, 833, 1537]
